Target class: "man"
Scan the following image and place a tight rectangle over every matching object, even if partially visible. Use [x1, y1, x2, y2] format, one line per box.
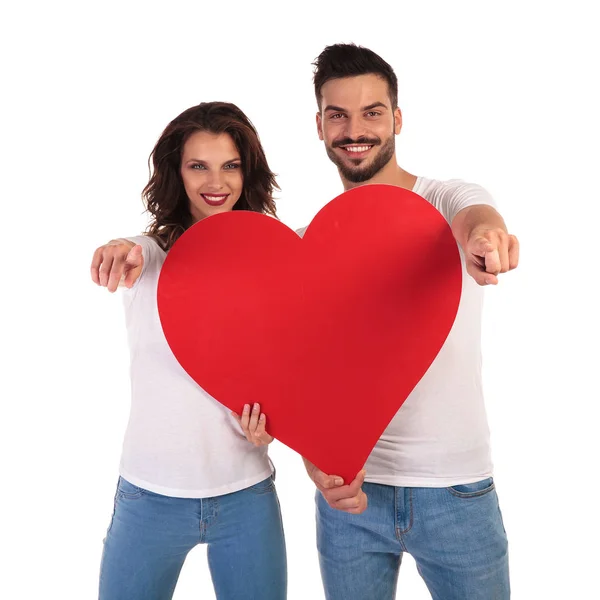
[301, 43, 519, 600]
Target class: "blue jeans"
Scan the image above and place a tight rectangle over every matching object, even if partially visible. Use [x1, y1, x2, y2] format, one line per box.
[99, 476, 287, 599]
[317, 478, 509, 599]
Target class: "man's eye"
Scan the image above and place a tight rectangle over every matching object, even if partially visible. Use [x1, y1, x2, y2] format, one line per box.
[330, 113, 345, 119]
[366, 111, 381, 117]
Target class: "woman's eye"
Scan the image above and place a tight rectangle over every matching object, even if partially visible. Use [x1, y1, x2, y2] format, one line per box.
[191, 164, 206, 170]
[224, 163, 241, 170]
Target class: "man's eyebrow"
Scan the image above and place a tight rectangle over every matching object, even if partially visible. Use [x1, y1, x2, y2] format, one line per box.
[362, 102, 388, 111]
[324, 105, 348, 113]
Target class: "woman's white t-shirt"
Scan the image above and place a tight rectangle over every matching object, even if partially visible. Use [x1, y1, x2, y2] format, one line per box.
[118, 234, 272, 499]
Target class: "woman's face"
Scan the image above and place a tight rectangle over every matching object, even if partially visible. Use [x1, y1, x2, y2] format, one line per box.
[180, 131, 244, 222]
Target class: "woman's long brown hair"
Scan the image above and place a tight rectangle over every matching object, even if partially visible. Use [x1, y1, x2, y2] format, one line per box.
[143, 102, 278, 251]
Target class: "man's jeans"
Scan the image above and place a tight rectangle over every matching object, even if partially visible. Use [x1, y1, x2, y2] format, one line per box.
[317, 477, 509, 599]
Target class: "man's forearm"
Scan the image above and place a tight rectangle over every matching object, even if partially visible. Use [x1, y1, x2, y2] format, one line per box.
[451, 205, 507, 250]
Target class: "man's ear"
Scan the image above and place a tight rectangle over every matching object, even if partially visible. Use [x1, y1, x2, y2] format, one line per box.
[394, 107, 402, 135]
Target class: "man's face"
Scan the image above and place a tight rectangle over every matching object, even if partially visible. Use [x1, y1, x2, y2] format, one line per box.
[317, 74, 402, 183]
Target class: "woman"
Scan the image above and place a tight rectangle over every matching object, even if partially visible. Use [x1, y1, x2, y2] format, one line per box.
[90, 102, 286, 600]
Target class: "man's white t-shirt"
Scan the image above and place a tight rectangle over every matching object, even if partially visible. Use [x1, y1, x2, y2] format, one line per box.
[366, 177, 497, 487]
[118, 234, 272, 499]
[299, 177, 498, 488]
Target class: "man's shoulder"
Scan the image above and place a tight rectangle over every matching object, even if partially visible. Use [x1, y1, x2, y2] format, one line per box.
[412, 177, 496, 223]
[414, 176, 486, 197]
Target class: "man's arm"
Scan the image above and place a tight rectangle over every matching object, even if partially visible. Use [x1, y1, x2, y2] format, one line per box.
[451, 204, 519, 286]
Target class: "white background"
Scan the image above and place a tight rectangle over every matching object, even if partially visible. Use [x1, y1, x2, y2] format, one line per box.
[1, 1, 598, 598]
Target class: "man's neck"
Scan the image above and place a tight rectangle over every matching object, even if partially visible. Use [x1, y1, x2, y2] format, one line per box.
[342, 160, 418, 192]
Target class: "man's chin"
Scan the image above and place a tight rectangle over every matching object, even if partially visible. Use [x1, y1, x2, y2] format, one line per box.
[335, 156, 374, 181]
[337, 163, 375, 183]
[343, 170, 374, 183]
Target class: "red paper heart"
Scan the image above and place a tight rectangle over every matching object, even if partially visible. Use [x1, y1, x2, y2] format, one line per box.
[157, 185, 462, 484]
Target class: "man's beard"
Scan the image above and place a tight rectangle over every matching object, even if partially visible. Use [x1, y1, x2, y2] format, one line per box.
[326, 133, 396, 183]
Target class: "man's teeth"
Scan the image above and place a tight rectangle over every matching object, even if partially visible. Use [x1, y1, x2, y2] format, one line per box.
[343, 146, 372, 153]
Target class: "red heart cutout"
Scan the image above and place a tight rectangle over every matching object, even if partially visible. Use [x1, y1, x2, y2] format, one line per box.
[157, 185, 462, 484]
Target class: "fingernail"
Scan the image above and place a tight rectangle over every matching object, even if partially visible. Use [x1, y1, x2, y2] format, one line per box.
[244, 404, 250, 413]
[335, 477, 343, 486]
[253, 403, 259, 411]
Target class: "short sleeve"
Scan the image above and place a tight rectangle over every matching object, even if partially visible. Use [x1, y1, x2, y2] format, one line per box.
[416, 179, 498, 224]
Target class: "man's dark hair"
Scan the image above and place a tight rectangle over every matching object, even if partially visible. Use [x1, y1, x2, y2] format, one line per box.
[312, 43, 399, 110]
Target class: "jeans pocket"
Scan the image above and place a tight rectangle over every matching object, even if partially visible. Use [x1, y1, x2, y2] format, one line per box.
[248, 476, 275, 495]
[447, 477, 495, 498]
[117, 476, 145, 500]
